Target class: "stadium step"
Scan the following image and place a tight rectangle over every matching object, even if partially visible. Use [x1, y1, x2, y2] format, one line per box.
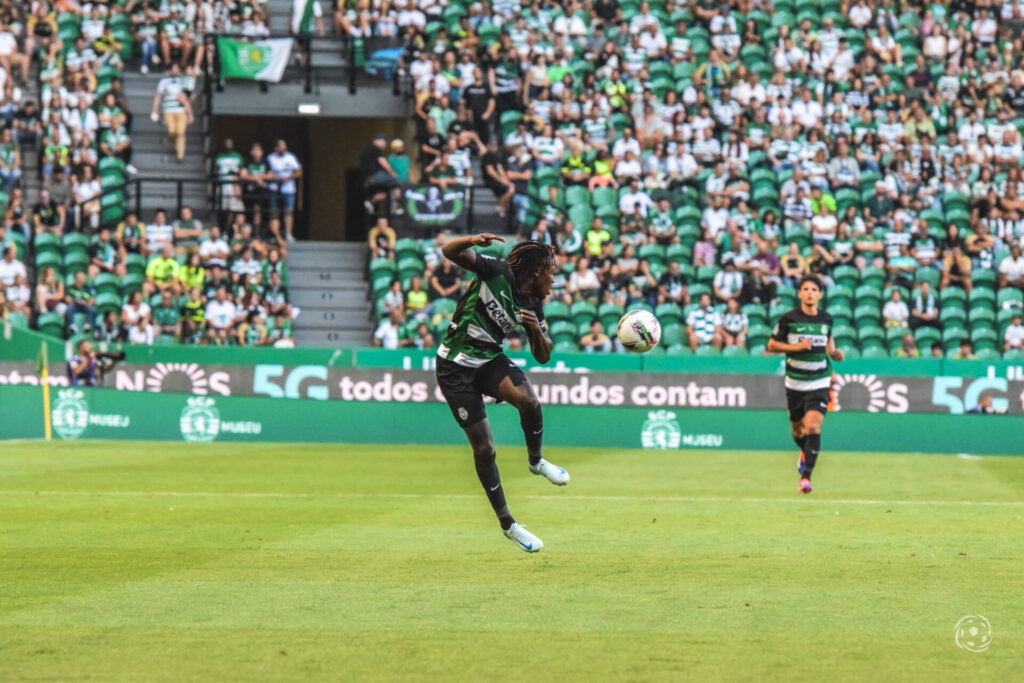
[286, 241, 372, 347]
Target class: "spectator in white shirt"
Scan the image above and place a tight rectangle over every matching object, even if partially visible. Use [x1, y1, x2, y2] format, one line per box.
[0, 245, 25, 287]
[199, 225, 230, 268]
[618, 179, 655, 217]
[267, 139, 302, 242]
[999, 244, 1024, 289]
[611, 127, 642, 159]
[883, 290, 910, 328]
[1005, 314, 1024, 351]
[205, 287, 240, 332]
[848, 0, 873, 29]
[373, 309, 405, 349]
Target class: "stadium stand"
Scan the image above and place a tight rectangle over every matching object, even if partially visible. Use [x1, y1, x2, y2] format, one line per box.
[366, 0, 1024, 359]
[0, 2, 297, 347]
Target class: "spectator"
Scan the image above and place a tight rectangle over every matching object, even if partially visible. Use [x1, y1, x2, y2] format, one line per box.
[428, 259, 462, 301]
[568, 257, 600, 303]
[373, 308, 404, 349]
[205, 287, 240, 341]
[237, 310, 270, 346]
[173, 207, 203, 257]
[361, 133, 401, 214]
[579, 319, 612, 352]
[199, 225, 230, 269]
[179, 288, 205, 342]
[146, 209, 174, 255]
[406, 275, 428, 315]
[32, 190, 62, 235]
[387, 139, 411, 184]
[127, 312, 157, 345]
[0, 245, 25, 288]
[64, 271, 96, 334]
[910, 282, 940, 330]
[89, 227, 125, 279]
[720, 298, 748, 348]
[34, 266, 65, 316]
[951, 340, 976, 360]
[686, 293, 724, 350]
[882, 290, 910, 329]
[894, 333, 920, 358]
[384, 280, 404, 319]
[368, 217, 397, 260]
[739, 265, 777, 306]
[658, 261, 689, 307]
[712, 256, 744, 303]
[153, 290, 182, 340]
[998, 245, 1024, 291]
[267, 139, 302, 242]
[121, 291, 151, 330]
[150, 64, 193, 162]
[145, 244, 181, 298]
[1005, 314, 1024, 352]
[0, 126, 19, 192]
[481, 137, 514, 218]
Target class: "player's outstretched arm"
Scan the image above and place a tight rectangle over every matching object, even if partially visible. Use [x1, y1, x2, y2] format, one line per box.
[518, 309, 552, 364]
[441, 233, 505, 271]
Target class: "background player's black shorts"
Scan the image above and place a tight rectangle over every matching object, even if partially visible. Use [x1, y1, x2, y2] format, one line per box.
[786, 388, 830, 422]
[436, 354, 527, 428]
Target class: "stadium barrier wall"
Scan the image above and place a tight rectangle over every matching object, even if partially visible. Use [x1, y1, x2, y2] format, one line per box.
[1, 385, 1022, 455]
[6, 325, 1024, 378]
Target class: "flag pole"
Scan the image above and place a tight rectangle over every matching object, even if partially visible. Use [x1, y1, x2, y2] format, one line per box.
[39, 341, 52, 441]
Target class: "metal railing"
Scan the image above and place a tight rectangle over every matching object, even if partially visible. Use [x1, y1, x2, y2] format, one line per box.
[208, 33, 409, 96]
[71, 176, 303, 236]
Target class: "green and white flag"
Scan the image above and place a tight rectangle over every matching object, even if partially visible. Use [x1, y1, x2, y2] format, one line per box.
[218, 37, 294, 83]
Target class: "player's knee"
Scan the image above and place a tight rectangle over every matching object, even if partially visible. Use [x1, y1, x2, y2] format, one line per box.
[472, 445, 496, 464]
[520, 393, 541, 414]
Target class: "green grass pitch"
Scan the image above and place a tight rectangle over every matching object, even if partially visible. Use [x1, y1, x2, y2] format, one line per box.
[1, 440, 1021, 681]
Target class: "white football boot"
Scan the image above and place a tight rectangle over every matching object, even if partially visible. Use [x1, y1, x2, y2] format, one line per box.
[504, 523, 543, 553]
[529, 458, 570, 486]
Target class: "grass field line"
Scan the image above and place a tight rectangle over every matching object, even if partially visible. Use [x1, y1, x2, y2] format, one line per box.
[0, 489, 1022, 507]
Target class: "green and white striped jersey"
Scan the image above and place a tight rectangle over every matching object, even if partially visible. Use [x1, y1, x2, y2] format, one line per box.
[771, 308, 834, 391]
[438, 253, 546, 368]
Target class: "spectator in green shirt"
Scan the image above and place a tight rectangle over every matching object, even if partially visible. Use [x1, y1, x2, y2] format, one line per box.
[65, 271, 95, 334]
[153, 289, 181, 340]
[585, 218, 612, 257]
[387, 139, 411, 183]
[145, 243, 182, 297]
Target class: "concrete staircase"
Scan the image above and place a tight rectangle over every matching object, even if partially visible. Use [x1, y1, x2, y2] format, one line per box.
[121, 70, 209, 218]
[286, 241, 371, 346]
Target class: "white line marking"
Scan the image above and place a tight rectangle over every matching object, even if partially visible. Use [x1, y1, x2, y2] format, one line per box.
[0, 490, 1020, 507]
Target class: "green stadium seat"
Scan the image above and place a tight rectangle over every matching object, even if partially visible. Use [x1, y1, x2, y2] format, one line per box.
[654, 302, 683, 325]
[120, 272, 145, 295]
[37, 312, 65, 339]
[570, 301, 598, 327]
[124, 253, 146, 276]
[861, 345, 888, 359]
[722, 345, 748, 357]
[694, 344, 721, 356]
[369, 257, 396, 280]
[971, 268, 996, 289]
[665, 343, 692, 356]
[969, 287, 995, 309]
[661, 322, 685, 346]
[544, 300, 571, 323]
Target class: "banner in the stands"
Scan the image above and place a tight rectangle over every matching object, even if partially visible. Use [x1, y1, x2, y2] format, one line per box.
[218, 37, 293, 82]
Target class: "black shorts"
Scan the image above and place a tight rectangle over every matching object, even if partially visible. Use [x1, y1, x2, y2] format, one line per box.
[436, 353, 527, 428]
[786, 388, 830, 423]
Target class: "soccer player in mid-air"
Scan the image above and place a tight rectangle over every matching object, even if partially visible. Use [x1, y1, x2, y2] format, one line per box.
[767, 275, 844, 494]
[435, 233, 569, 552]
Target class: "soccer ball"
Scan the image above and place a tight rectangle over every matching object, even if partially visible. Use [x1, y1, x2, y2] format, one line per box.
[617, 310, 661, 353]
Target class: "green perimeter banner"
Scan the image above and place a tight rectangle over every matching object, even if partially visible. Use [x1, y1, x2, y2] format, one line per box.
[1, 385, 1022, 455]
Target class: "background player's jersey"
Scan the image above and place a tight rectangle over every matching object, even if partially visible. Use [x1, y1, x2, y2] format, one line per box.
[438, 253, 546, 367]
[771, 308, 834, 391]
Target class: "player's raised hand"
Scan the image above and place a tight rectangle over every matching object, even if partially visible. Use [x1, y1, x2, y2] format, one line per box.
[516, 309, 541, 331]
[471, 233, 506, 247]
[829, 348, 845, 361]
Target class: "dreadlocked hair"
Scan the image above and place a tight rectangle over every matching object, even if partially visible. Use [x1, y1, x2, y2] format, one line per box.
[505, 240, 555, 278]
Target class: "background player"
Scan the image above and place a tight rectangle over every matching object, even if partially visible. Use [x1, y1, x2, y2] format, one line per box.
[767, 275, 844, 494]
[435, 234, 569, 552]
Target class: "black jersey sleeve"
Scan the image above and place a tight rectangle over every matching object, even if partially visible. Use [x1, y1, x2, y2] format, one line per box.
[771, 312, 790, 342]
[466, 253, 510, 279]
